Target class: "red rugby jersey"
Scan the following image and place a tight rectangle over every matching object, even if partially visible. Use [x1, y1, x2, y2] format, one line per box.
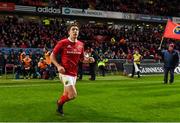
[53, 38, 84, 76]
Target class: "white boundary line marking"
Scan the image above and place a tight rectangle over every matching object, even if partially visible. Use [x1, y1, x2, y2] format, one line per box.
[0, 83, 57, 88]
[1, 80, 180, 88]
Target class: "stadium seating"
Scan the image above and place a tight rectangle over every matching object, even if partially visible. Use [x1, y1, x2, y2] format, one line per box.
[0, 15, 179, 61]
[1, 0, 179, 16]
[0, 0, 179, 79]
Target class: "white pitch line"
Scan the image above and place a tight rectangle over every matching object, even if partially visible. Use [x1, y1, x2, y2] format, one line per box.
[0, 83, 57, 88]
[1, 80, 179, 88]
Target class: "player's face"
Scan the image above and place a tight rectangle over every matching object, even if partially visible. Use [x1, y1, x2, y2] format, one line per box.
[68, 26, 79, 40]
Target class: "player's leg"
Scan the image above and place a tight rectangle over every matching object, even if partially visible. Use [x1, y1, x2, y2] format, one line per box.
[57, 86, 77, 116]
[57, 75, 77, 115]
[169, 68, 175, 84]
[58, 84, 77, 104]
[63, 75, 77, 101]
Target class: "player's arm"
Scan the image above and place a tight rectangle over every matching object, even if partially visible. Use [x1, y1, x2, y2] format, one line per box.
[50, 41, 65, 74]
[50, 52, 65, 74]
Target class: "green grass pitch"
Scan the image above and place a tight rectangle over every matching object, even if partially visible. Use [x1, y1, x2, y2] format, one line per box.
[0, 74, 180, 122]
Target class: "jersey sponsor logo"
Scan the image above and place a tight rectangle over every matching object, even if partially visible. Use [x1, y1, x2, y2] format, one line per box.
[174, 26, 180, 34]
[65, 81, 69, 85]
[67, 51, 81, 54]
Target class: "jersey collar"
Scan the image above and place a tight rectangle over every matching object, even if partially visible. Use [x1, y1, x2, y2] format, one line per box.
[68, 37, 77, 43]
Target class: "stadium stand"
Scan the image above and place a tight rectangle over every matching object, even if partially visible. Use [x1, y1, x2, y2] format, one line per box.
[0, 0, 179, 78]
[1, 0, 179, 16]
[0, 15, 179, 59]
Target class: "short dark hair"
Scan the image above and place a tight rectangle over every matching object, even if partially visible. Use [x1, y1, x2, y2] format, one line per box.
[67, 22, 80, 32]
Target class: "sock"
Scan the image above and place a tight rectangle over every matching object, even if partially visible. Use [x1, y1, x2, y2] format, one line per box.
[58, 95, 69, 105]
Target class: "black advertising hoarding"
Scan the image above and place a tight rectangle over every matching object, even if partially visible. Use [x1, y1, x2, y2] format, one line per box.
[15, 5, 61, 15]
[123, 63, 180, 75]
[15, 5, 36, 12]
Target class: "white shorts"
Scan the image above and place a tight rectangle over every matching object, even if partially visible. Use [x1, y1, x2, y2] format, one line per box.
[59, 73, 77, 86]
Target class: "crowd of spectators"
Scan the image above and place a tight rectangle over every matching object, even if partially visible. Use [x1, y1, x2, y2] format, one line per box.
[2, 0, 179, 17]
[1, 15, 179, 60]
[0, 47, 56, 79]
[94, 0, 179, 17]
[0, 16, 66, 49]
[0, 15, 179, 78]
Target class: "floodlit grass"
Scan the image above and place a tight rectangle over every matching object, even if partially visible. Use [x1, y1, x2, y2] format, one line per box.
[0, 74, 180, 122]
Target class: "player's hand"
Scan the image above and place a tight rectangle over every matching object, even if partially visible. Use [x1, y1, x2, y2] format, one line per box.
[158, 47, 161, 50]
[57, 65, 65, 74]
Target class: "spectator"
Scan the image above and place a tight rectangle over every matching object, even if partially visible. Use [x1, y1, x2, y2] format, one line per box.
[38, 57, 48, 79]
[22, 55, 33, 79]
